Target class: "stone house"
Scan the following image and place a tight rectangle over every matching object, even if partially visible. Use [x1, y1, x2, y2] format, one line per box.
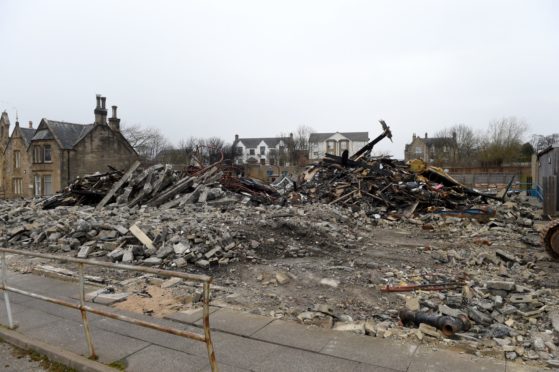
[1, 95, 138, 198]
[233, 134, 293, 166]
[2, 119, 35, 198]
[308, 132, 369, 160]
[404, 132, 458, 165]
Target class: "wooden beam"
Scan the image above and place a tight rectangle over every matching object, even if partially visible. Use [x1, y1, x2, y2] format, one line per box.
[129, 224, 156, 251]
[96, 160, 141, 210]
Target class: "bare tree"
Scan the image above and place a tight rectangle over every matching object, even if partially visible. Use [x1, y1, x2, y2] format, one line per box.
[530, 133, 559, 152]
[121, 124, 170, 161]
[478, 117, 528, 165]
[435, 123, 479, 161]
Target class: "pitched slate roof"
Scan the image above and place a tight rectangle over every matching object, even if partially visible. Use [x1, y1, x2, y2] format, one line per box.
[309, 132, 369, 143]
[237, 137, 287, 148]
[32, 120, 95, 149]
[19, 127, 36, 146]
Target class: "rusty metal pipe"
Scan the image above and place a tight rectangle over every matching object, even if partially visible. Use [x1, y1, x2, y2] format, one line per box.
[399, 309, 471, 336]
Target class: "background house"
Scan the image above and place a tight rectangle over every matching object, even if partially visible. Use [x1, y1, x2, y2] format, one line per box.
[2, 120, 35, 198]
[233, 134, 293, 166]
[308, 132, 369, 160]
[1, 95, 138, 198]
[404, 132, 458, 165]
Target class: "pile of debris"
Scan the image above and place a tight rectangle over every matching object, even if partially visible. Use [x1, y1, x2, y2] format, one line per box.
[40, 161, 284, 211]
[296, 155, 506, 220]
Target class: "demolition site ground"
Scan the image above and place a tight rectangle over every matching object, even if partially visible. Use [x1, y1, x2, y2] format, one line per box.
[2, 195, 558, 369]
[1, 125, 558, 368]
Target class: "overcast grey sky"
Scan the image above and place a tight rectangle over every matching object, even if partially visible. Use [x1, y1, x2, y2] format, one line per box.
[1, 0, 557, 158]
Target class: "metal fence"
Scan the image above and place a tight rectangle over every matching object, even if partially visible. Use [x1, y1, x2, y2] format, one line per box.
[0, 248, 218, 371]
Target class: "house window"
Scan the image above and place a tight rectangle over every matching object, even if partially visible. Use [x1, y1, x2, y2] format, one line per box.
[269, 158, 276, 165]
[326, 140, 337, 155]
[260, 158, 266, 165]
[249, 149, 255, 155]
[13, 178, 23, 195]
[34, 175, 41, 196]
[339, 140, 349, 153]
[43, 175, 53, 195]
[415, 146, 422, 154]
[33, 145, 43, 163]
[44, 145, 52, 162]
[260, 146, 266, 155]
[14, 151, 21, 169]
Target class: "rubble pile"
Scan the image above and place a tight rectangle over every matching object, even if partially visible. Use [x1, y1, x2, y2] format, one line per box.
[41, 162, 283, 210]
[296, 154, 501, 219]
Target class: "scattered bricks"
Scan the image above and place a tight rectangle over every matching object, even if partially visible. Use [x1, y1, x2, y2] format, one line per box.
[439, 304, 466, 318]
[333, 321, 366, 335]
[77, 245, 95, 259]
[122, 248, 134, 263]
[143, 257, 162, 265]
[107, 247, 125, 261]
[486, 281, 516, 291]
[173, 242, 190, 255]
[156, 245, 174, 259]
[275, 272, 290, 285]
[418, 323, 441, 338]
[114, 225, 129, 235]
[204, 246, 222, 259]
[495, 249, 517, 262]
[224, 242, 236, 251]
[364, 320, 377, 336]
[196, 259, 210, 269]
[405, 297, 420, 311]
[320, 278, 340, 288]
[533, 337, 546, 351]
[550, 312, 559, 332]
[499, 304, 518, 316]
[161, 277, 182, 289]
[85, 288, 129, 305]
[468, 307, 493, 325]
[509, 294, 536, 304]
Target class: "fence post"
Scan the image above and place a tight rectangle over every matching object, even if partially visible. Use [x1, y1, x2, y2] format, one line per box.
[1, 252, 15, 329]
[78, 263, 97, 359]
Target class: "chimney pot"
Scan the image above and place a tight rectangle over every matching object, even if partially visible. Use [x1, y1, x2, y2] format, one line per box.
[112, 105, 118, 118]
[28, 121, 33, 129]
[425, 132, 428, 138]
[101, 97, 106, 109]
[96, 94, 101, 108]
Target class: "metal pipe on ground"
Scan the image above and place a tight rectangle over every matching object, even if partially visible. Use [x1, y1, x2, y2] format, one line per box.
[399, 309, 471, 337]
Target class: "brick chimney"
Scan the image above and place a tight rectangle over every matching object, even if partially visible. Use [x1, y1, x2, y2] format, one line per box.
[28, 121, 33, 129]
[108, 105, 121, 131]
[94, 94, 108, 125]
[424, 132, 428, 138]
[235, 134, 239, 141]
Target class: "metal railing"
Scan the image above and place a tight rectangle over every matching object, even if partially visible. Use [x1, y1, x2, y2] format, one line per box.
[0, 248, 218, 371]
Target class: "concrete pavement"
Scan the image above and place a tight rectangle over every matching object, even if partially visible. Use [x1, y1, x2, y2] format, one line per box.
[0, 271, 546, 371]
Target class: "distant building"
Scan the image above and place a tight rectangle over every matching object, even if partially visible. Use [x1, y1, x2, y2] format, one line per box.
[536, 144, 559, 215]
[1, 95, 138, 198]
[404, 132, 458, 165]
[233, 134, 293, 166]
[308, 132, 369, 160]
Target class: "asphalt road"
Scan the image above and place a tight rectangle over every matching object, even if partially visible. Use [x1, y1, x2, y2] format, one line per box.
[0, 341, 46, 372]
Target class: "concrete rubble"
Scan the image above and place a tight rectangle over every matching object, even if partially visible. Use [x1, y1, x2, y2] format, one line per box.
[0, 144, 556, 368]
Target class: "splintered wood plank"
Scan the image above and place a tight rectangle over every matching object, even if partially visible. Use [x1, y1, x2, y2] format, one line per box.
[129, 224, 156, 250]
[96, 160, 141, 210]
